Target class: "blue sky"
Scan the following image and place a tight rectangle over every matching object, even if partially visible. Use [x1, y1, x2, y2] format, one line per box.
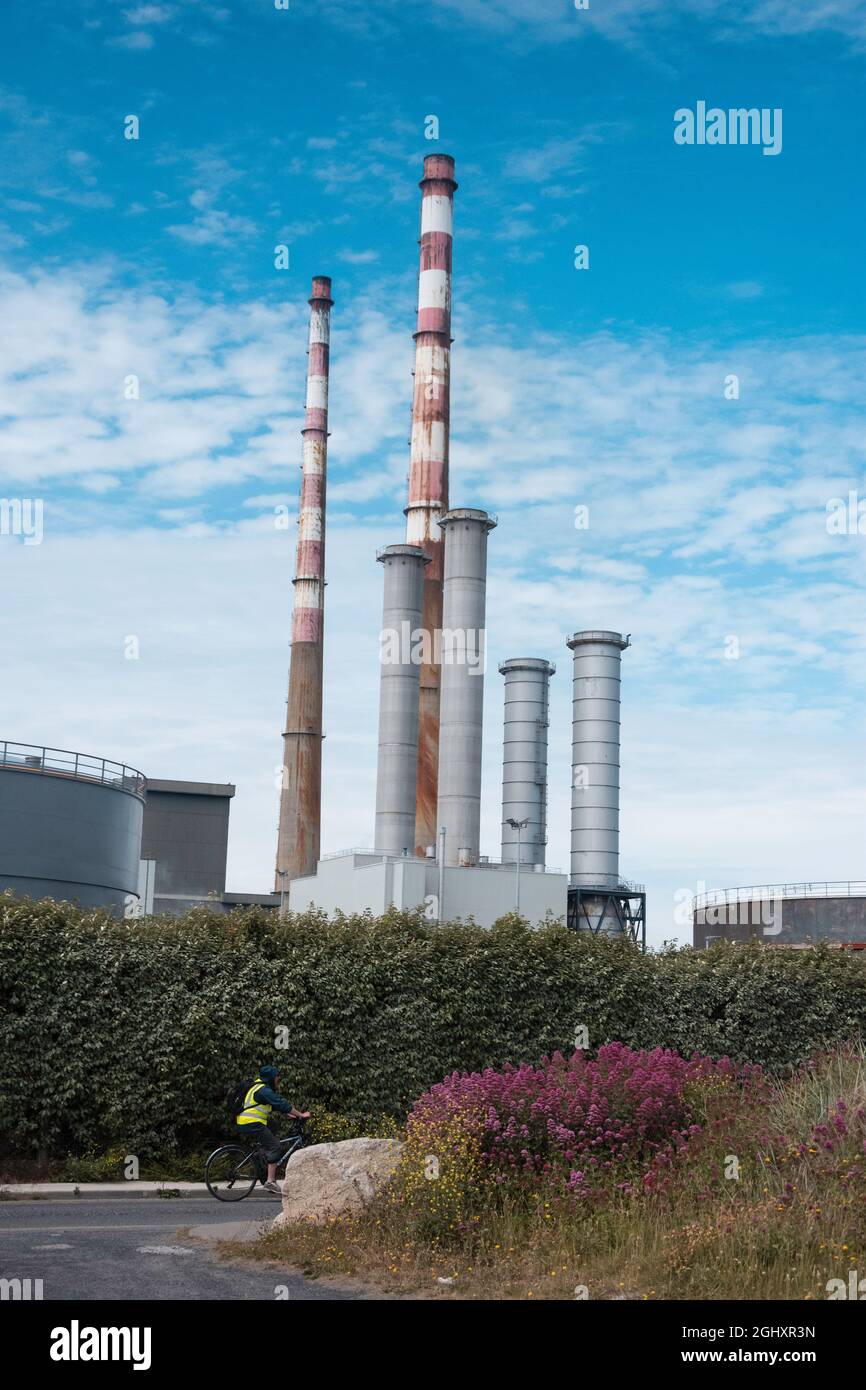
[2, 0, 865, 943]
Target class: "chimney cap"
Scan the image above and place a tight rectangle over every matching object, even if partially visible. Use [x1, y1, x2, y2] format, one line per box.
[421, 154, 457, 188]
[438, 507, 497, 532]
[309, 275, 333, 304]
[499, 657, 556, 676]
[566, 630, 630, 650]
[376, 543, 432, 564]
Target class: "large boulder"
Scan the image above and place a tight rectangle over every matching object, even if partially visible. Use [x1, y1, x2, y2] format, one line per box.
[273, 1137, 403, 1227]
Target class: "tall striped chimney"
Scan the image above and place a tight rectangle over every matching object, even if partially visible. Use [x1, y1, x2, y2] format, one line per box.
[275, 275, 333, 890]
[405, 153, 457, 855]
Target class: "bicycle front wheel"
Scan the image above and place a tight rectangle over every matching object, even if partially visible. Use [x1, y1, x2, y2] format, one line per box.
[205, 1145, 259, 1202]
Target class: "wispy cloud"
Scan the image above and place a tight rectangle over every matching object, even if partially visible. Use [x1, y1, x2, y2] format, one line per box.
[125, 3, 176, 22]
[108, 30, 156, 51]
[727, 280, 766, 300]
[317, 0, 866, 49]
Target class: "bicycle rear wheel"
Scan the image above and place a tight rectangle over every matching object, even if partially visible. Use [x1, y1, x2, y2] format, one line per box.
[205, 1145, 258, 1202]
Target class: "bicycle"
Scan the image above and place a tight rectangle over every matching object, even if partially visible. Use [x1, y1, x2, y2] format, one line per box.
[204, 1119, 307, 1203]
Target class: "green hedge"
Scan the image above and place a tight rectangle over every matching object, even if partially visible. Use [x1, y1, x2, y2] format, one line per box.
[1, 894, 865, 1160]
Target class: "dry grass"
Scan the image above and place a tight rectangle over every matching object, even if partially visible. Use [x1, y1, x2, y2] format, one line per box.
[232, 1048, 866, 1301]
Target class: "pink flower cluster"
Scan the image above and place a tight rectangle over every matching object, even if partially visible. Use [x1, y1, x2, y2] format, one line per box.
[409, 1043, 744, 1198]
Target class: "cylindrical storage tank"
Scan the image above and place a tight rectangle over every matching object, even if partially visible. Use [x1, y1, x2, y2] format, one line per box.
[373, 544, 430, 855]
[436, 508, 497, 868]
[692, 883, 866, 948]
[0, 742, 146, 914]
[566, 630, 630, 889]
[499, 657, 555, 867]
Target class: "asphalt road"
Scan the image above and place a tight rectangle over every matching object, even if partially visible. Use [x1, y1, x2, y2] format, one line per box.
[0, 1198, 359, 1301]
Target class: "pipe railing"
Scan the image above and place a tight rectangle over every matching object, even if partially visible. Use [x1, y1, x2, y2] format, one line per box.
[568, 877, 646, 894]
[0, 741, 146, 798]
[694, 881, 866, 910]
[320, 846, 566, 874]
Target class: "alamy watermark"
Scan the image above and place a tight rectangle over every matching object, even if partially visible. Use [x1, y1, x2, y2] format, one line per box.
[1, 1276, 43, 1300]
[674, 102, 782, 157]
[0, 497, 43, 545]
[827, 1269, 866, 1299]
[826, 491, 866, 535]
[379, 623, 486, 674]
[675, 880, 783, 935]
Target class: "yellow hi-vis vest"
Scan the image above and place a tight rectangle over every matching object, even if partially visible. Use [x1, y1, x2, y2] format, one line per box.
[236, 1078, 271, 1126]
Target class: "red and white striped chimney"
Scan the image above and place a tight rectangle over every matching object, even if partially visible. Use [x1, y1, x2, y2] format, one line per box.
[275, 275, 333, 890]
[405, 153, 457, 855]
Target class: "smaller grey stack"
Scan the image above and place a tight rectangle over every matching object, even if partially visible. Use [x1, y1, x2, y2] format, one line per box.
[567, 629, 630, 889]
[373, 545, 430, 855]
[436, 508, 497, 868]
[499, 658, 555, 867]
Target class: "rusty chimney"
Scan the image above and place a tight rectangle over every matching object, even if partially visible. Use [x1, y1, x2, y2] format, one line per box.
[275, 275, 333, 890]
[404, 153, 457, 856]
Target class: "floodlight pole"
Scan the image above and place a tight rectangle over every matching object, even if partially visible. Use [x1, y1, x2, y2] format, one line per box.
[506, 816, 529, 915]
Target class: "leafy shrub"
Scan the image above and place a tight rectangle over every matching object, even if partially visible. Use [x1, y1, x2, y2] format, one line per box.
[58, 1147, 213, 1183]
[390, 1104, 483, 1241]
[2, 892, 865, 1160]
[304, 1105, 402, 1147]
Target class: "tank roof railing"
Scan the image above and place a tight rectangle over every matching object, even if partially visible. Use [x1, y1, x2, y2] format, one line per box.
[694, 881, 866, 910]
[0, 741, 146, 799]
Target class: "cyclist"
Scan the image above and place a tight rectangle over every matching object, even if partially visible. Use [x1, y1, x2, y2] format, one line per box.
[236, 1064, 310, 1195]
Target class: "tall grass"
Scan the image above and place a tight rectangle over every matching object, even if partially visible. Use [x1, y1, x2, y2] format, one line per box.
[246, 1045, 866, 1300]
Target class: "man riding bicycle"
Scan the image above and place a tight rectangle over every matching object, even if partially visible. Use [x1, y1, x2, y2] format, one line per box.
[236, 1064, 310, 1194]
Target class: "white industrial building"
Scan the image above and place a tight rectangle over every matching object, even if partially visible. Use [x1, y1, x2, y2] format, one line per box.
[288, 849, 567, 930]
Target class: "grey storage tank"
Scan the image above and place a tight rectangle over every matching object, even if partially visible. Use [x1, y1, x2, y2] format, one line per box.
[373, 544, 430, 855]
[499, 658, 555, 867]
[436, 508, 497, 868]
[0, 741, 145, 914]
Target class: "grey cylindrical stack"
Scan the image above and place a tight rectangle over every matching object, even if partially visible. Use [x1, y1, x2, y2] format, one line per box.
[567, 629, 630, 889]
[499, 658, 555, 867]
[436, 508, 497, 868]
[373, 545, 430, 855]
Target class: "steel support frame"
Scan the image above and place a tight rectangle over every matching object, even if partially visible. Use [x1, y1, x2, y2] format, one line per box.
[566, 885, 646, 950]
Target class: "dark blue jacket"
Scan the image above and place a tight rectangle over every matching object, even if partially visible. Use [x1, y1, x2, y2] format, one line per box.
[250, 1081, 292, 1115]
[250, 1065, 292, 1116]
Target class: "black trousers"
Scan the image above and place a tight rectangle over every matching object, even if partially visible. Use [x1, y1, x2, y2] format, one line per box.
[237, 1123, 282, 1163]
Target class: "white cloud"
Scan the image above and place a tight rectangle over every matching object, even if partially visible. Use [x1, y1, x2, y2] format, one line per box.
[109, 31, 156, 50]
[507, 138, 589, 183]
[728, 280, 765, 300]
[322, 0, 866, 48]
[167, 204, 257, 246]
[125, 3, 175, 22]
